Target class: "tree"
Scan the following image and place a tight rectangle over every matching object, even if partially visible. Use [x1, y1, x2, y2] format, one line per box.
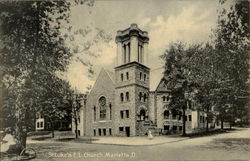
[70, 90, 82, 139]
[161, 1, 249, 133]
[0, 1, 94, 153]
[161, 42, 196, 136]
[212, 0, 250, 127]
[39, 75, 73, 138]
[0, 0, 109, 150]
[161, 42, 223, 134]
[183, 43, 219, 131]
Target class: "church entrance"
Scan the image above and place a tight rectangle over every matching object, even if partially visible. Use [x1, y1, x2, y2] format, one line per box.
[139, 109, 146, 121]
[125, 126, 130, 137]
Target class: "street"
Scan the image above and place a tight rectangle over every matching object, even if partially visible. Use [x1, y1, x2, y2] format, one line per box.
[23, 128, 250, 161]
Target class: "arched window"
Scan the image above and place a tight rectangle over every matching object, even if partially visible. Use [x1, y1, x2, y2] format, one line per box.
[99, 97, 106, 120]
[139, 109, 146, 121]
[162, 96, 166, 102]
[143, 93, 147, 102]
[164, 110, 169, 119]
[123, 45, 126, 63]
[93, 106, 96, 121]
[138, 45, 140, 62]
[120, 93, 124, 102]
[139, 92, 142, 101]
[167, 96, 170, 101]
[140, 72, 142, 80]
[126, 72, 129, 80]
[144, 74, 146, 81]
[109, 104, 112, 120]
[172, 109, 178, 120]
[121, 73, 124, 81]
[138, 45, 143, 63]
[128, 43, 130, 62]
[126, 92, 129, 101]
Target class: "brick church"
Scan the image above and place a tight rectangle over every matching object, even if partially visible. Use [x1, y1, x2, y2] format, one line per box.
[77, 24, 210, 137]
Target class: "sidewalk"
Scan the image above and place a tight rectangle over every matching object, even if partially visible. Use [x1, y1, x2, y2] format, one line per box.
[27, 131, 189, 146]
[89, 135, 188, 146]
[27, 128, 249, 146]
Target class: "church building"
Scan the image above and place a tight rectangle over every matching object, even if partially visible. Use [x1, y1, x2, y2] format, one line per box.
[79, 24, 211, 137]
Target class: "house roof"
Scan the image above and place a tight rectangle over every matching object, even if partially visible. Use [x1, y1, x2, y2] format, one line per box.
[155, 77, 171, 92]
[155, 75, 186, 93]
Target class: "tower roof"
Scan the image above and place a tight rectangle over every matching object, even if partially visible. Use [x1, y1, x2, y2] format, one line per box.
[115, 23, 149, 43]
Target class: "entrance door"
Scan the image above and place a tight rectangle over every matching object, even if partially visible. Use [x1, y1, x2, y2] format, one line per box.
[125, 127, 130, 137]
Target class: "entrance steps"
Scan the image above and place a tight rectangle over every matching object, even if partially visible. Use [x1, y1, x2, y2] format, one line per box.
[136, 120, 161, 136]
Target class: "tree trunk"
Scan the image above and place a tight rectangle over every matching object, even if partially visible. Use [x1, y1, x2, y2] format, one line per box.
[206, 120, 209, 132]
[221, 120, 224, 129]
[15, 122, 27, 154]
[182, 107, 186, 136]
[206, 107, 209, 132]
[51, 120, 55, 138]
[14, 97, 28, 154]
[73, 101, 79, 139]
[75, 118, 78, 139]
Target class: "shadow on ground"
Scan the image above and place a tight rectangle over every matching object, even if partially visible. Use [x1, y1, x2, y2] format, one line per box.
[27, 131, 51, 136]
[31, 136, 99, 143]
[185, 128, 246, 138]
[55, 138, 99, 142]
[32, 136, 52, 141]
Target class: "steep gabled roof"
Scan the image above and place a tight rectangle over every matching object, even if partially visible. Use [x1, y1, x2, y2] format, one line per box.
[86, 68, 115, 100]
[155, 75, 189, 93]
[155, 77, 171, 92]
[105, 69, 115, 84]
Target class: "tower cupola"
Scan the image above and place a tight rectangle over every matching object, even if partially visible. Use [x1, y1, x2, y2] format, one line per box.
[115, 24, 149, 67]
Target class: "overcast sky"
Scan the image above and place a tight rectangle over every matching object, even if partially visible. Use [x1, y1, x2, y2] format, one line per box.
[63, 0, 222, 93]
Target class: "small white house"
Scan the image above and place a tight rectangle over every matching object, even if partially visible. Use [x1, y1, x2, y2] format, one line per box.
[35, 113, 45, 131]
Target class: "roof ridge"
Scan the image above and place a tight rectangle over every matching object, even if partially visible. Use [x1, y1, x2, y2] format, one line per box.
[103, 68, 115, 84]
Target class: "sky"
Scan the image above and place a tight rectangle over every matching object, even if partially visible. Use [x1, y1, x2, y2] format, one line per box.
[63, 0, 221, 93]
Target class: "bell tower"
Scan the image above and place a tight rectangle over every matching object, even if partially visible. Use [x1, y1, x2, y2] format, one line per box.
[114, 24, 150, 136]
[116, 23, 149, 66]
